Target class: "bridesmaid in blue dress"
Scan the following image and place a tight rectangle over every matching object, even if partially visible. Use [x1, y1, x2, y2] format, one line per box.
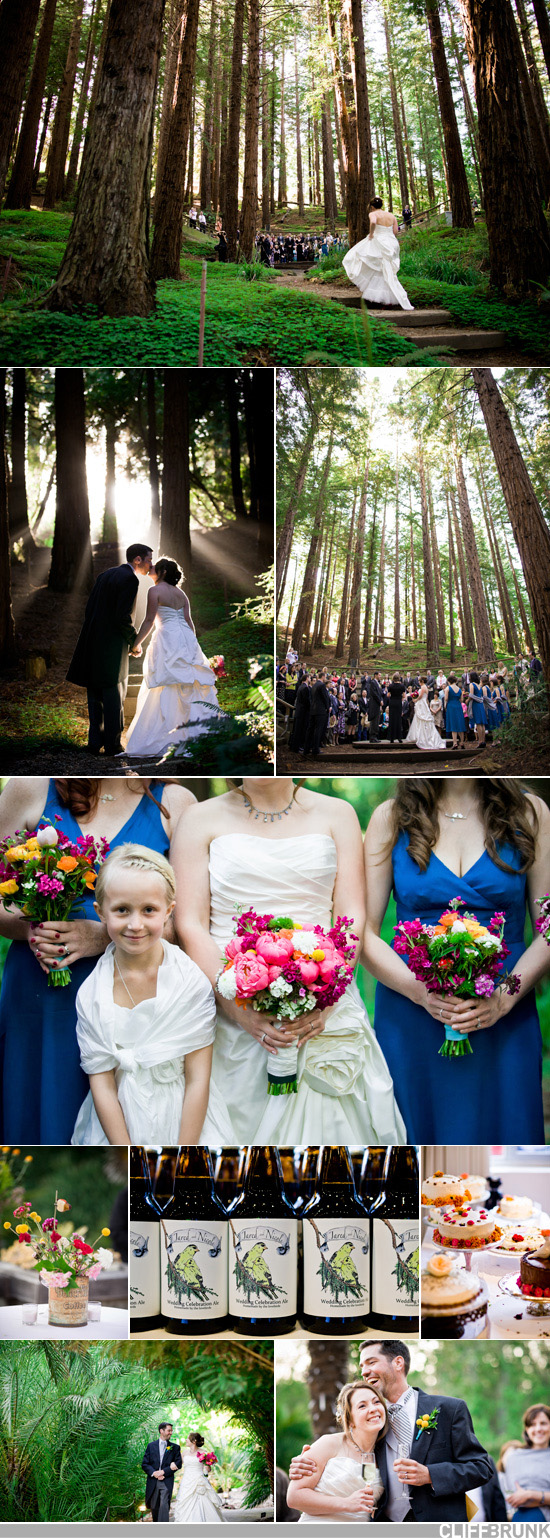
[468, 671, 487, 744]
[443, 675, 465, 749]
[0, 777, 194, 1143]
[363, 778, 550, 1142]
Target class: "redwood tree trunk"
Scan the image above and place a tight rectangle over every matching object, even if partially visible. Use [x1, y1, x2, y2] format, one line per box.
[5, 0, 58, 209]
[472, 366, 550, 698]
[532, 0, 550, 82]
[294, 31, 305, 218]
[49, 370, 93, 593]
[154, 0, 184, 219]
[224, 0, 245, 260]
[261, 30, 271, 228]
[147, 369, 161, 539]
[150, 0, 200, 279]
[292, 429, 334, 651]
[199, 0, 217, 211]
[65, 0, 102, 197]
[0, 371, 17, 664]
[47, 0, 167, 317]
[161, 369, 191, 581]
[103, 421, 117, 543]
[276, 419, 315, 611]
[335, 491, 356, 657]
[348, 457, 369, 663]
[453, 442, 495, 662]
[327, 0, 360, 243]
[425, 0, 474, 227]
[43, 0, 85, 209]
[0, 0, 41, 204]
[9, 369, 35, 558]
[457, 0, 550, 292]
[240, 0, 261, 260]
[418, 440, 440, 668]
[227, 374, 247, 520]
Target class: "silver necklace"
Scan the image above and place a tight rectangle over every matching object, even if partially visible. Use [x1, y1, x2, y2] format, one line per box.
[99, 789, 125, 803]
[114, 955, 137, 1007]
[242, 790, 294, 823]
[441, 805, 475, 822]
[347, 1430, 377, 1466]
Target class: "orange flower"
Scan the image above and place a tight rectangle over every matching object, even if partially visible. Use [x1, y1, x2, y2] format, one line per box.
[437, 913, 457, 929]
[56, 856, 78, 873]
[83, 870, 97, 887]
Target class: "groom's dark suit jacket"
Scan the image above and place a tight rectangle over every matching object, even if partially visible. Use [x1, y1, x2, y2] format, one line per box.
[374, 1389, 493, 1524]
[142, 1440, 183, 1509]
[67, 564, 139, 691]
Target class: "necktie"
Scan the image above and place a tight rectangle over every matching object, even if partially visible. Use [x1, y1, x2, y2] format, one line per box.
[388, 1395, 412, 1455]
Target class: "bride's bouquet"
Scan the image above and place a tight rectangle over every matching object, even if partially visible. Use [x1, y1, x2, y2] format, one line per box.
[0, 819, 109, 986]
[393, 896, 520, 1058]
[196, 1450, 218, 1475]
[536, 893, 550, 945]
[209, 654, 226, 679]
[217, 909, 358, 1094]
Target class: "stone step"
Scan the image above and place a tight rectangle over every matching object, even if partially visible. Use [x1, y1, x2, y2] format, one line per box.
[299, 744, 485, 767]
[331, 298, 454, 324]
[388, 327, 507, 351]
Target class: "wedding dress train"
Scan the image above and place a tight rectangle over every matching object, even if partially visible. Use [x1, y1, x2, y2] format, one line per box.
[173, 1453, 226, 1523]
[125, 604, 220, 756]
[343, 225, 413, 309]
[208, 833, 406, 1143]
[406, 692, 445, 751]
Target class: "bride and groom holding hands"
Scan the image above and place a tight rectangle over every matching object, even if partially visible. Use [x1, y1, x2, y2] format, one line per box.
[142, 1424, 225, 1523]
[286, 1340, 502, 1523]
[67, 543, 220, 760]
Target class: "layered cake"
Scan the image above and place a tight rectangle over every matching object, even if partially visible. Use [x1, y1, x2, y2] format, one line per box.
[433, 1204, 501, 1249]
[463, 1175, 488, 1203]
[422, 1172, 472, 1208]
[497, 1194, 534, 1222]
[496, 1227, 543, 1254]
[421, 1254, 489, 1339]
[519, 1230, 550, 1296]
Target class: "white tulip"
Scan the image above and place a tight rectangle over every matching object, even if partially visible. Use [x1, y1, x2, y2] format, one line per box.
[36, 825, 58, 847]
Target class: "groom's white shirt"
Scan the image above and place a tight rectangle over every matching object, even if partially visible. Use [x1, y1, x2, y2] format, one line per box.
[384, 1387, 418, 1521]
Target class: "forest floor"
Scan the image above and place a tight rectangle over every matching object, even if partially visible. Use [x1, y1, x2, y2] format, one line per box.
[2, 209, 547, 365]
[276, 636, 550, 774]
[0, 539, 273, 774]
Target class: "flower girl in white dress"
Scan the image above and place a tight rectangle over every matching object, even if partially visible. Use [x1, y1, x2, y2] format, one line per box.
[71, 845, 233, 1146]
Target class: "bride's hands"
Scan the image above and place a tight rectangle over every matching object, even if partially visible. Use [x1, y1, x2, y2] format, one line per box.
[344, 1488, 376, 1515]
[217, 998, 326, 1054]
[29, 919, 107, 973]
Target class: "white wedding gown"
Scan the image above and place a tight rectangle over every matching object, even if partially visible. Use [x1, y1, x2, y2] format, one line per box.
[298, 1454, 381, 1523]
[71, 941, 233, 1145]
[173, 1453, 226, 1524]
[343, 225, 413, 309]
[209, 833, 406, 1143]
[125, 604, 220, 756]
[406, 690, 445, 751]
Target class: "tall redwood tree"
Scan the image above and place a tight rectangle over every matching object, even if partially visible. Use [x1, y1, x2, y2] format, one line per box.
[0, 0, 41, 203]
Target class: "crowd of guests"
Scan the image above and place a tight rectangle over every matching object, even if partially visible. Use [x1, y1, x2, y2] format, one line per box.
[277, 649, 520, 758]
[254, 231, 348, 266]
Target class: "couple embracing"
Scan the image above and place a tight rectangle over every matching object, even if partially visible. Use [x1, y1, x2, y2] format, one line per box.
[287, 1340, 502, 1523]
[67, 542, 220, 759]
[142, 1422, 225, 1523]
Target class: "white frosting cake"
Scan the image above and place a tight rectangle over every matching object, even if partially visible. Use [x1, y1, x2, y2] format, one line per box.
[463, 1176, 488, 1202]
[422, 1255, 481, 1307]
[497, 1194, 534, 1221]
[496, 1227, 543, 1254]
[422, 1173, 471, 1207]
[434, 1204, 500, 1246]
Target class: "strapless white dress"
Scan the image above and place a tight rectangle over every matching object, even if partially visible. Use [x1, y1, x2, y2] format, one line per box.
[343, 224, 413, 309]
[126, 604, 220, 756]
[406, 691, 445, 750]
[209, 833, 406, 1143]
[71, 941, 233, 1145]
[173, 1453, 226, 1523]
[298, 1454, 382, 1522]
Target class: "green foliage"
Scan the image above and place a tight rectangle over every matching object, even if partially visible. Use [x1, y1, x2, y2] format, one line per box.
[0, 697, 88, 757]
[275, 1378, 312, 1473]
[0, 1147, 126, 1248]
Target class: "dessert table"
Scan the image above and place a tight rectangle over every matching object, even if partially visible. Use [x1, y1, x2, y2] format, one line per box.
[421, 1209, 550, 1340]
[0, 1303, 128, 1339]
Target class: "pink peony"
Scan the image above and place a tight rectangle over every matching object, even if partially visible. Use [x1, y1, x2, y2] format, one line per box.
[298, 959, 320, 985]
[268, 965, 283, 982]
[318, 958, 338, 982]
[225, 936, 244, 960]
[41, 1270, 69, 1288]
[256, 933, 292, 965]
[234, 951, 270, 996]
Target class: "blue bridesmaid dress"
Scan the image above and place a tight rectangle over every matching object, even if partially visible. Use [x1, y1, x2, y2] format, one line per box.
[445, 684, 465, 735]
[0, 781, 170, 1144]
[470, 682, 486, 725]
[373, 831, 544, 1142]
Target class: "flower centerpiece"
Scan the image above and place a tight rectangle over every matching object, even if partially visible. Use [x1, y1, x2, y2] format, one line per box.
[3, 1191, 113, 1326]
[0, 819, 109, 986]
[216, 910, 358, 1094]
[393, 896, 520, 1058]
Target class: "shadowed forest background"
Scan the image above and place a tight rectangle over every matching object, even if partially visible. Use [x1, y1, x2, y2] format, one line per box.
[277, 365, 550, 772]
[1, 0, 550, 363]
[0, 366, 274, 772]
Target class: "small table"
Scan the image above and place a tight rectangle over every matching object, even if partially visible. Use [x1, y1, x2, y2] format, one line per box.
[0, 1304, 128, 1339]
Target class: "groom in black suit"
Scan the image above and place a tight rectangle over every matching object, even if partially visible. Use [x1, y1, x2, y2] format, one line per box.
[67, 542, 153, 756]
[142, 1421, 182, 1522]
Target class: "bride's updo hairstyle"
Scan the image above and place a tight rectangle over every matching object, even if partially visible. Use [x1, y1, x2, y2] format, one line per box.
[188, 1433, 205, 1448]
[369, 197, 383, 210]
[155, 556, 183, 587]
[95, 843, 176, 907]
[388, 779, 539, 875]
[336, 1381, 388, 1443]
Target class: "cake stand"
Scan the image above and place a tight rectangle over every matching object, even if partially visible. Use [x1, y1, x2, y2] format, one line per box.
[431, 1232, 500, 1273]
[498, 1274, 550, 1318]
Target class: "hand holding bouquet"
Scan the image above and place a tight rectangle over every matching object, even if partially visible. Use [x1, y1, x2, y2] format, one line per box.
[0, 820, 109, 986]
[217, 910, 358, 1094]
[394, 896, 520, 1058]
[197, 1451, 218, 1470]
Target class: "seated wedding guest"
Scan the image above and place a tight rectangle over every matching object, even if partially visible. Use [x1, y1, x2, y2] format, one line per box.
[0, 777, 192, 1144]
[72, 845, 233, 1146]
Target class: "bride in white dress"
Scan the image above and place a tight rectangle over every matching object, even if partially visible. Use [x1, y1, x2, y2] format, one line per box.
[174, 779, 406, 1144]
[173, 1435, 226, 1524]
[406, 681, 445, 751]
[343, 198, 414, 310]
[125, 557, 220, 757]
[287, 1382, 387, 1523]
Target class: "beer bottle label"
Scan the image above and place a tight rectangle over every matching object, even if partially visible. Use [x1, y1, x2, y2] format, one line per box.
[130, 1222, 160, 1318]
[161, 1220, 228, 1320]
[229, 1217, 297, 1318]
[303, 1218, 370, 1316]
[371, 1218, 419, 1315]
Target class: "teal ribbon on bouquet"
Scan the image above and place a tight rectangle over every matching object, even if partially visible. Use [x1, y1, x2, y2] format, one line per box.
[438, 1023, 473, 1059]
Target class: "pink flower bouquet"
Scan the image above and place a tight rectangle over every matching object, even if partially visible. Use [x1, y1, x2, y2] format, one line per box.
[0, 819, 109, 986]
[210, 654, 226, 679]
[216, 910, 358, 1094]
[536, 894, 550, 945]
[2, 1191, 113, 1292]
[393, 896, 520, 1058]
[197, 1451, 218, 1468]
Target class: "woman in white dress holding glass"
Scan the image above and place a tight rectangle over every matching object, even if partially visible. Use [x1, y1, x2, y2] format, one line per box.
[286, 1382, 387, 1522]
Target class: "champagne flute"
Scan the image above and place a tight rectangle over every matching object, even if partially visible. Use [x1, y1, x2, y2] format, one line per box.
[361, 1460, 381, 1522]
[397, 1443, 410, 1491]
